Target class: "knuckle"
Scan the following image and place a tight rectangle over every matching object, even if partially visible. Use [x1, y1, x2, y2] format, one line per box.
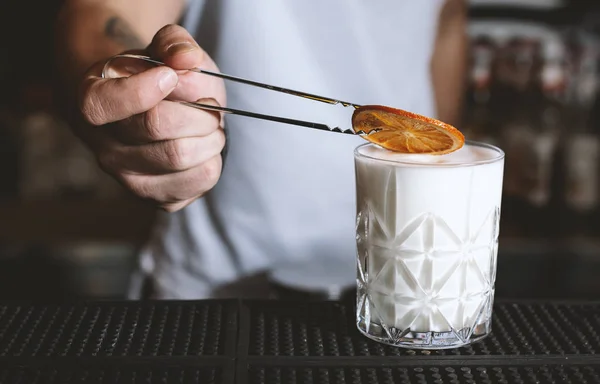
[164, 140, 193, 171]
[201, 156, 222, 187]
[159, 202, 186, 213]
[96, 151, 117, 173]
[79, 87, 105, 126]
[214, 129, 226, 150]
[142, 106, 162, 141]
[121, 175, 154, 200]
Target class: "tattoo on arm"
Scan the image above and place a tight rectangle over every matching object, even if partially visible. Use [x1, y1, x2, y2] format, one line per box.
[104, 17, 145, 49]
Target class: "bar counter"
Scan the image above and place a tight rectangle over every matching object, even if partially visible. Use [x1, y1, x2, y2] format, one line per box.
[0, 299, 599, 383]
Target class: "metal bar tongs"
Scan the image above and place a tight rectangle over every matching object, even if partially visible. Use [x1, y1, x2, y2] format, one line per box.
[102, 53, 376, 136]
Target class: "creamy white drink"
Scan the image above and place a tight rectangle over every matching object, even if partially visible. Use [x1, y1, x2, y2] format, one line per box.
[355, 142, 505, 349]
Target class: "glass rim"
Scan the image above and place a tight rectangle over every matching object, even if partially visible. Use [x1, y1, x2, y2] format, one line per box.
[354, 140, 505, 168]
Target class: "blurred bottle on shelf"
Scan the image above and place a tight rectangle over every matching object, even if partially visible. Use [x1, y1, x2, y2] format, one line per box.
[561, 30, 600, 238]
[467, 1, 600, 244]
[532, 36, 567, 238]
[462, 36, 498, 145]
[498, 31, 568, 239]
[496, 33, 551, 237]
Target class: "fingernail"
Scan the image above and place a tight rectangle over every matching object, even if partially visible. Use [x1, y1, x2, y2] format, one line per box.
[196, 97, 221, 107]
[158, 70, 178, 93]
[166, 42, 196, 56]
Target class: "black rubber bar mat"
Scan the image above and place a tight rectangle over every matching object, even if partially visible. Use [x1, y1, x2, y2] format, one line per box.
[0, 366, 222, 384]
[0, 299, 599, 383]
[236, 300, 600, 384]
[244, 300, 600, 357]
[0, 300, 238, 384]
[0, 301, 236, 357]
[246, 365, 600, 384]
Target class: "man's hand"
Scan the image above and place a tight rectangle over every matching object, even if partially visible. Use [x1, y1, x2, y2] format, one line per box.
[77, 24, 227, 212]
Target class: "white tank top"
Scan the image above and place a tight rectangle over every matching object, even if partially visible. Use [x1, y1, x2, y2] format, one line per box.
[130, 0, 445, 299]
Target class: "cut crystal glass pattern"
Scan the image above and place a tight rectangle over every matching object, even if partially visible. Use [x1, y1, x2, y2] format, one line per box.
[356, 202, 500, 349]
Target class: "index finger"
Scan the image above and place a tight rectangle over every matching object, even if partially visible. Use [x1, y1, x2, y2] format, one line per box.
[148, 24, 207, 70]
[147, 24, 227, 109]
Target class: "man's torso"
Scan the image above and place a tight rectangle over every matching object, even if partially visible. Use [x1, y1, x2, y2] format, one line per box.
[131, 0, 444, 299]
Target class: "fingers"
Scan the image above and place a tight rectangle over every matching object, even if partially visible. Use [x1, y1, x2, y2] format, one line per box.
[99, 127, 226, 175]
[148, 24, 207, 70]
[147, 24, 227, 106]
[167, 68, 227, 107]
[111, 98, 221, 144]
[119, 154, 223, 212]
[75, 26, 229, 212]
[79, 65, 179, 126]
[79, 24, 225, 128]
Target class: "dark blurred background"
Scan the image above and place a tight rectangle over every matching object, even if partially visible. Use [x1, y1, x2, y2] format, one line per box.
[1, 0, 600, 301]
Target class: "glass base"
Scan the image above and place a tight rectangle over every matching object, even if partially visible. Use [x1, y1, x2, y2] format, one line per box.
[357, 316, 491, 349]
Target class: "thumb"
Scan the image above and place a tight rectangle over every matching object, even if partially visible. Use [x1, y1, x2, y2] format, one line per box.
[80, 63, 178, 126]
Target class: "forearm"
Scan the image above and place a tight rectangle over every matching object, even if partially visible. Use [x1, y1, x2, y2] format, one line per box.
[54, 0, 185, 92]
[431, 0, 468, 126]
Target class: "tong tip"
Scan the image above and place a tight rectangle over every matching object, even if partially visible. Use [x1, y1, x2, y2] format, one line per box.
[328, 127, 382, 136]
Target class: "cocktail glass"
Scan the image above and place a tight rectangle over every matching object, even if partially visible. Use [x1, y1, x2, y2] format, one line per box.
[355, 141, 505, 349]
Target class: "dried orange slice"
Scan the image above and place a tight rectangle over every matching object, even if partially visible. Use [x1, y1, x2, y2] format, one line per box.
[352, 105, 465, 155]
